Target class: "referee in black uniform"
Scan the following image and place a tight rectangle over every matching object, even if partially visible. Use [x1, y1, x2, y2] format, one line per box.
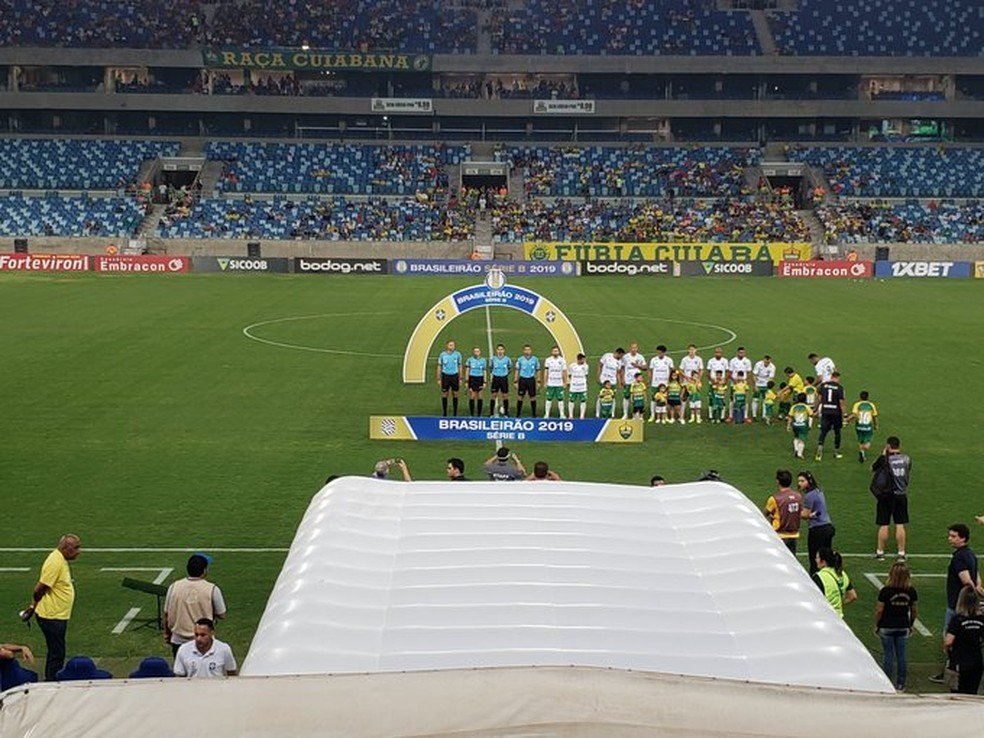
[815, 371, 845, 461]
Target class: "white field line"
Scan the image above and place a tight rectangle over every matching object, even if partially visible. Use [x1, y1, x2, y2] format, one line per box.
[862, 572, 940, 636]
[111, 608, 142, 635]
[103, 567, 174, 635]
[0, 567, 30, 571]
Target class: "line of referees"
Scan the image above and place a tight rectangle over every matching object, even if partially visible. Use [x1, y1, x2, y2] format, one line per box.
[3, 253, 984, 279]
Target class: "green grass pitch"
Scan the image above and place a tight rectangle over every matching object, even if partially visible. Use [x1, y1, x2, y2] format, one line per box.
[1, 272, 981, 689]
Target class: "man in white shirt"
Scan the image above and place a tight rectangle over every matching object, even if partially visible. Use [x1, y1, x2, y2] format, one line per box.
[597, 347, 624, 418]
[173, 618, 237, 679]
[809, 353, 836, 383]
[542, 346, 568, 419]
[751, 354, 776, 420]
[648, 345, 674, 421]
[679, 344, 704, 381]
[567, 353, 591, 419]
[620, 343, 647, 419]
[706, 347, 729, 386]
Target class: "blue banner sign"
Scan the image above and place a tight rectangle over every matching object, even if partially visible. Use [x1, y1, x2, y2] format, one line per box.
[369, 416, 643, 443]
[390, 259, 576, 277]
[874, 261, 972, 278]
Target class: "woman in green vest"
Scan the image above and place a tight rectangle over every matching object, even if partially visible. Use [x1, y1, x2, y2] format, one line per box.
[813, 548, 856, 618]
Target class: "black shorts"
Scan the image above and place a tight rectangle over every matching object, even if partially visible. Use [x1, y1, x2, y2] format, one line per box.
[440, 373, 460, 392]
[467, 375, 485, 392]
[668, 399, 682, 407]
[876, 494, 909, 526]
[491, 375, 509, 394]
[517, 376, 537, 397]
[820, 413, 843, 432]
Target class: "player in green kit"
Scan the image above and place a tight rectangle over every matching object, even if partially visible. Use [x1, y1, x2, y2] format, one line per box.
[804, 377, 818, 427]
[846, 391, 879, 462]
[598, 381, 616, 418]
[763, 381, 777, 425]
[488, 344, 512, 417]
[666, 371, 684, 425]
[786, 393, 813, 459]
[685, 377, 703, 424]
[630, 373, 648, 419]
[710, 372, 727, 423]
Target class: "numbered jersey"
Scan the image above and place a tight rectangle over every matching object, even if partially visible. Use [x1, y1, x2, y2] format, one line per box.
[768, 489, 803, 537]
[544, 355, 567, 386]
[568, 362, 590, 393]
[851, 400, 878, 431]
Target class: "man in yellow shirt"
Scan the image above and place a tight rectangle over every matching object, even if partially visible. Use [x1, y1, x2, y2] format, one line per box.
[23, 534, 81, 680]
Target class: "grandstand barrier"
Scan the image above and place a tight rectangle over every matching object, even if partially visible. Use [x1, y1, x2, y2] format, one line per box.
[777, 261, 874, 278]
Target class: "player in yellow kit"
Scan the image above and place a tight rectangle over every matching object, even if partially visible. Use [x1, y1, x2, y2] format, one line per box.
[786, 393, 813, 459]
[846, 391, 879, 462]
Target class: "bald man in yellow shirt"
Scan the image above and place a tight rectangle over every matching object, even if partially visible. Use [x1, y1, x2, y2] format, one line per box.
[23, 534, 81, 680]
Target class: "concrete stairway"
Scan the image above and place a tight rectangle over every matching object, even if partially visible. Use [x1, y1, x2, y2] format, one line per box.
[750, 10, 778, 55]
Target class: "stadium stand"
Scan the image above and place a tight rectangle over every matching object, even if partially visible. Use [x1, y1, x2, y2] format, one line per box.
[491, 0, 760, 56]
[816, 201, 983, 244]
[207, 0, 477, 53]
[504, 146, 757, 198]
[491, 199, 809, 243]
[0, 194, 145, 237]
[787, 147, 984, 198]
[158, 196, 475, 241]
[0, 139, 179, 190]
[768, 0, 983, 57]
[0, 0, 202, 48]
[207, 143, 470, 195]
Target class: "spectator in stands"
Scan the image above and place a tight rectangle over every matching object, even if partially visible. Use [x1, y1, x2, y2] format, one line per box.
[0, 643, 37, 692]
[56, 656, 111, 681]
[484, 447, 526, 481]
[164, 554, 227, 657]
[23, 534, 80, 681]
[446, 458, 467, 481]
[173, 619, 238, 679]
[526, 461, 561, 481]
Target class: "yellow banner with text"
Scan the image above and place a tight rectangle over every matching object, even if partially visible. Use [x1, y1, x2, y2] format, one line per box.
[523, 242, 811, 265]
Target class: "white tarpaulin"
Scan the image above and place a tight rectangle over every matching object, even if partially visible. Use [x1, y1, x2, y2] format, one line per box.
[242, 477, 893, 693]
[3, 667, 983, 738]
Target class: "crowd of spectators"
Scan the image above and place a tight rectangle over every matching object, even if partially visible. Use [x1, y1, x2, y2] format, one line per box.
[503, 145, 756, 198]
[816, 201, 984, 244]
[0, 0, 203, 48]
[491, 0, 759, 56]
[787, 146, 984, 199]
[158, 196, 475, 241]
[208, 142, 468, 196]
[206, 0, 476, 53]
[491, 198, 809, 243]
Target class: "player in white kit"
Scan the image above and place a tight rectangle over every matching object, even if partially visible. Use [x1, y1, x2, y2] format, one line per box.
[620, 343, 647, 419]
[567, 353, 591, 419]
[542, 346, 568, 418]
[648, 345, 674, 423]
[596, 347, 624, 418]
[751, 354, 776, 420]
[809, 353, 836, 383]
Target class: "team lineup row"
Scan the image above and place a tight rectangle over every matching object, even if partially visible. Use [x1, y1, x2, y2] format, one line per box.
[435, 340, 832, 420]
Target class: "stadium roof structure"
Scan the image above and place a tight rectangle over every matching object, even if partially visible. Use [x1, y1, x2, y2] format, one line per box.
[243, 477, 890, 691]
[6, 478, 984, 737]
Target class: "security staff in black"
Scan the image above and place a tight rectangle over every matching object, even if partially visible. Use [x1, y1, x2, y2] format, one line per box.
[814, 371, 846, 461]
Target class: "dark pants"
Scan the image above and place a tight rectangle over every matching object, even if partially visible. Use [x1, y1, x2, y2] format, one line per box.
[954, 664, 984, 695]
[818, 414, 842, 449]
[37, 616, 68, 681]
[808, 523, 836, 574]
[783, 537, 798, 555]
